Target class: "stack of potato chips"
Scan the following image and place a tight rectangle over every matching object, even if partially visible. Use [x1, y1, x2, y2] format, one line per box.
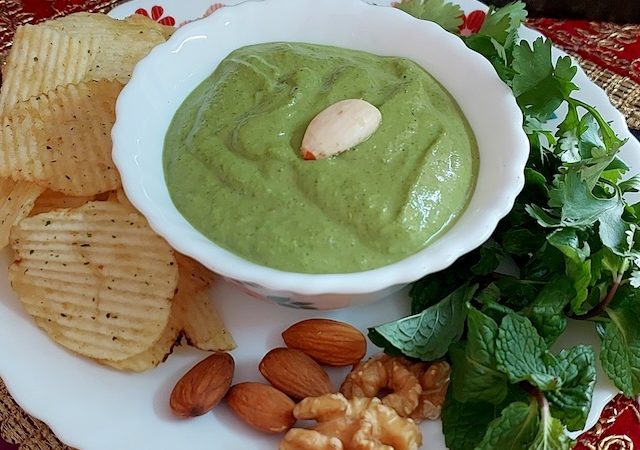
[0, 13, 235, 372]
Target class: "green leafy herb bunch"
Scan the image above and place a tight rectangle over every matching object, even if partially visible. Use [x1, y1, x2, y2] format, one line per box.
[371, 1, 639, 448]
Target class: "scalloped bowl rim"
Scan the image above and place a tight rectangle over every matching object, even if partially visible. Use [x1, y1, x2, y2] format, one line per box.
[112, 0, 529, 296]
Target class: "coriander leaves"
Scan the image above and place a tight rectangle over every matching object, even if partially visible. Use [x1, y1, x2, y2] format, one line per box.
[394, 0, 464, 32]
[512, 38, 578, 119]
[462, 2, 528, 82]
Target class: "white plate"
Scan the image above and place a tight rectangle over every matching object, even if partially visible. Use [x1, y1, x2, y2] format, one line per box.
[0, 1, 637, 449]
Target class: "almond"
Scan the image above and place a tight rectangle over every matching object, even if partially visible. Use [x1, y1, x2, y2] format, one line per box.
[259, 347, 332, 400]
[282, 318, 367, 366]
[301, 99, 381, 160]
[169, 352, 234, 417]
[226, 382, 296, 433]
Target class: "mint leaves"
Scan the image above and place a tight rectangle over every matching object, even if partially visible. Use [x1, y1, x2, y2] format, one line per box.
[383, 1, 640, 448]
[368, 284, 476, 360]
[475, 401, 540, 449]
[599, 284, 640, 397]
[600, 316, 640, 397]
[546, 346, 596, 430]
[450, 307, 508, 404]
[496, 315, 560, 390]
[442, 395, 501, 450]
[494, 313, 597, 429]
[447, 309, 594, 449]
[531, 406, 573, 450]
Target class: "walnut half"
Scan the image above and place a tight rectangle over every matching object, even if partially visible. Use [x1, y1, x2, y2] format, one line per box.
[279, 393, 422, 450]
[340, 354, 451, 421]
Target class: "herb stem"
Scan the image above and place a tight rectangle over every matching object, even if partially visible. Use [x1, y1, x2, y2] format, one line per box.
[568, 98, 619, 142]
[520, 381, 549, 412]
[480, 273, 546, 286]
[568, 99, 607, 130]
[578, 277, 622, 319]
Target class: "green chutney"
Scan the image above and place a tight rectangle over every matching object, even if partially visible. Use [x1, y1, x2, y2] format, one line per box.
[164, 43, 478, 274]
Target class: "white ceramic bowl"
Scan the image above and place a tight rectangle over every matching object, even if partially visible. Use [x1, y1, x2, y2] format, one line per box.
[112, 0, 529, 309]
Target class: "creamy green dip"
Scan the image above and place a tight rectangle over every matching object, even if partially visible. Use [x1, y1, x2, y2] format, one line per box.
[164, 42, 478, 274]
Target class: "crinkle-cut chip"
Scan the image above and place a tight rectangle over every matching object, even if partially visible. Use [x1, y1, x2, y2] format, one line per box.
[98, 310, 182, 372]
[0, 25, 99, 111]
[175, 286, 236, 351]
[0, 179, 44, 249]
[8, 201, 178, 362]
[30, 189, 97, 216]
[0, 80, 122, 196]
[124, 13, 175, 40]
[101, 252, 233, 370]
[111, 187, 135, 211]
[175, 252, 218, 292]
[174, 259, 235, 352]
[40, 13, 172, 83]
[0, 13, 172, 113]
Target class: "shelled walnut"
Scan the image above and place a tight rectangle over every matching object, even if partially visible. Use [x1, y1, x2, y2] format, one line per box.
[279, 393, 422, 450]
[340, 354, 451, 421]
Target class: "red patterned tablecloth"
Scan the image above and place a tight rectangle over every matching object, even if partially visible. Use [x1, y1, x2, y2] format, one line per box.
[0, 1, 639, 449]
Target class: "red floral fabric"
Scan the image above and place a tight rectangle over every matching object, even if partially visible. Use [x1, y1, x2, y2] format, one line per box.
[134, 5, 175, 26]
[575, 394, 640, 450]
[527, 18, 640, 84]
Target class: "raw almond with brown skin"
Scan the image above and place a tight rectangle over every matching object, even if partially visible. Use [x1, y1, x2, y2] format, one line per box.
[169, 352, 234, 417]
[259, 347, 332, 400]
[282, 318, 367, 366]
[227, 382, 295, 433]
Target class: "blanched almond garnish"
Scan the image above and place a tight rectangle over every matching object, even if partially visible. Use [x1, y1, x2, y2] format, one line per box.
[301, 99, 382, 160]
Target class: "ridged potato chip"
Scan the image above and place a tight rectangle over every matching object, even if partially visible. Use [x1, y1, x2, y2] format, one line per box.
[0, 80, 122, 195]
[9, 201, 178, 362]
[0, 179, 44, 249]
[175, 285, 236, 352]
[175, 253, 218, 292]
[0, 25, 99, 111]
[174, 255, 236, 352]
[41, 13, 173, 83]
[98, 253, 234, 370]
[30, 189, 98, 216]
[98, 310, 182, 372]
[0, 13, 171, 113]
[109, 188, 135, 211]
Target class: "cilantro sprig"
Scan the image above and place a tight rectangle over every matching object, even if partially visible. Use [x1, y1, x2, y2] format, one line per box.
[371, 1, 639, 448]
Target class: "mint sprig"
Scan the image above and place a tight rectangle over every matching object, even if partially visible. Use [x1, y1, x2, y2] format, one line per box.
[377, 1, 640, 448]
[445, 308, 593, 449]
